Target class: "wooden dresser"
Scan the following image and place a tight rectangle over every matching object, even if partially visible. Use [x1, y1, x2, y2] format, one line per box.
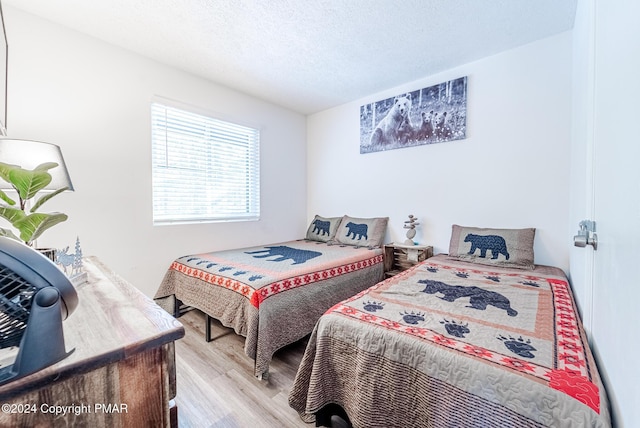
[0, 257, 185, 428]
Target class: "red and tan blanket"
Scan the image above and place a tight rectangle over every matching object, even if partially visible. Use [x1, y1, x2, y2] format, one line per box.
[289, 254, 611, 427]
[154, 240, 384, 377]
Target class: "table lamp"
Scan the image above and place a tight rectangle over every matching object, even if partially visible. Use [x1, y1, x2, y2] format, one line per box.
[0, 138, 74, 248]
[0, 138, 74, 191]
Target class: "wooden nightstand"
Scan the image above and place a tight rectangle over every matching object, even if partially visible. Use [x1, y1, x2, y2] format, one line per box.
[383, 243, 433, 277]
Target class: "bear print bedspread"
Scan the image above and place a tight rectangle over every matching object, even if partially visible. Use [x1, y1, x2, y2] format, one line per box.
[154, 240, 384, 377]
[289, 254, 611, 427]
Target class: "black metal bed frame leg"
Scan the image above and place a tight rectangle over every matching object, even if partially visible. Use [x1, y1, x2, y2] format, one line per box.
[172, 298, 214, 342]
[315, 404, 352, 428]
[173, 297, 181, 319]
[205, 313, 212, 342]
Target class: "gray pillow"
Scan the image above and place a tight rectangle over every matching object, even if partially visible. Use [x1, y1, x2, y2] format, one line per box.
[305, 215, 342, 242]
[333, 216, 389, 248]
[448, 224, 536, 270]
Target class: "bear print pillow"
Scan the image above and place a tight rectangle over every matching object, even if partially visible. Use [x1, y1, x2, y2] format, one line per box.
[448, 225, 536, 270]
[305, 215, 342, 243]
[333, 216, 389, 248]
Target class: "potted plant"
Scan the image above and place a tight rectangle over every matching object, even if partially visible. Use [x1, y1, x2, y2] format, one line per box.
[0, 161, 69, 247]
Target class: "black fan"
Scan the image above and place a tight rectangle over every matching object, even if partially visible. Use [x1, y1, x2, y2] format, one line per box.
[0, 237, 78, 385]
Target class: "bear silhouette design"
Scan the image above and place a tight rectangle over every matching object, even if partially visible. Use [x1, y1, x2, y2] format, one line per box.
[464, 234, 510, 260]
[418, 279, 518, 317]
[245, 246, 322, 265]
[345, 222, 368, 240]
[311, 219, 331, 236]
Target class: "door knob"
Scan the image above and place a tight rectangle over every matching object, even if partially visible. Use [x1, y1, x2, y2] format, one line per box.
[573, 220, 597, 250]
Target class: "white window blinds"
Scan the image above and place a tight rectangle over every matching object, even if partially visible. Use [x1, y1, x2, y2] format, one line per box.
[151, 103, 260, 224]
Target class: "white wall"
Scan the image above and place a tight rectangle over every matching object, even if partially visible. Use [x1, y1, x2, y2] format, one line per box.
[307, 32, 573, 271]
[4, 7, 307, 297]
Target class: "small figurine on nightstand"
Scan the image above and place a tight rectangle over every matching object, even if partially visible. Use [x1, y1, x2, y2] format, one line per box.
[403, 215, 420, 245]
[55, 236, 88, 286]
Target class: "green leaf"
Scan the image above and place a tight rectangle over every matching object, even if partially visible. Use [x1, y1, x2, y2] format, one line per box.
[0, 227, 21, 241]
[0, 162, 21, 185]
[31, 187, 69, 212]
[34, 162, 59, 172]
[0, 205, 27, 224]
[0, 162, 68, 244]
[13, 212, 68, 245]
[8, 163, 58, 201]
[0, 189, 16, 206]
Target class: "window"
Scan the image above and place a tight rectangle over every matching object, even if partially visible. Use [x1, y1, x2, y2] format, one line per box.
[151, 102, 260, 225]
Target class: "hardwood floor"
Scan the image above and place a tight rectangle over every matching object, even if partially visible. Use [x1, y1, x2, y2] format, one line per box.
[174, 309, 314, 428]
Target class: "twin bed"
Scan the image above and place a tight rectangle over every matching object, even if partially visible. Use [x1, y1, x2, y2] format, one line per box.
[155, 220, 611, 427]
[289, 226, 612, 427]
[154, 215, 388, 378]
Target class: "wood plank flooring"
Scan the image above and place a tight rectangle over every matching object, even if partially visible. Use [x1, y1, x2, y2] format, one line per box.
[174, 309, 315, 428]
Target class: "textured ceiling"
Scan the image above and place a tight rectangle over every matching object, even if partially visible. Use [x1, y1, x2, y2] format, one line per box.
[3, 0, 577, 115]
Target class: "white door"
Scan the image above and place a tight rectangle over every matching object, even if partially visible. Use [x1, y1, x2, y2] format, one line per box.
[587, 1, 640, 426]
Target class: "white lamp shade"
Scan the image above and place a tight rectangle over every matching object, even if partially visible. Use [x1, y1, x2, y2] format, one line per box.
[0, 138, 74, 191]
